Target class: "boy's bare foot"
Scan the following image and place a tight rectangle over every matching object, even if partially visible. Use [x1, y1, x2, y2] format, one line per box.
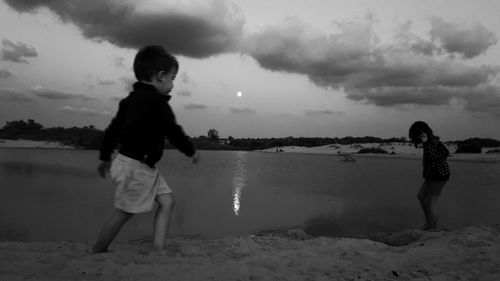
[149, 247, 168, 256]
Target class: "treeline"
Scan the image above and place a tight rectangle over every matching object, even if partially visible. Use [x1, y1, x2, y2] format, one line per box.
[1, 119, 499, 152]
[0, 119, 103, 149]
[454, 138, 500, 153]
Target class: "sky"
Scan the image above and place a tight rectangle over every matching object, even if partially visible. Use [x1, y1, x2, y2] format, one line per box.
[1, 0, 500, 140]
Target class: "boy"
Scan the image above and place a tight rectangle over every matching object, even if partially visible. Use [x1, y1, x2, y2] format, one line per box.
[93, 45, 200, 253]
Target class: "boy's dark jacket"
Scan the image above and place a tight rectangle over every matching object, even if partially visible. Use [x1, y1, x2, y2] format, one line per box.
[99, 82, 195, 168]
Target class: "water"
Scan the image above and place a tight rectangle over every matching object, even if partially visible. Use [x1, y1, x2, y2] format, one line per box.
[0, 149, 499, 242]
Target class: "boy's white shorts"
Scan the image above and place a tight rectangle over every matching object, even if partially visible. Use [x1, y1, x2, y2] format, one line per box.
[110, 153, 172, 214]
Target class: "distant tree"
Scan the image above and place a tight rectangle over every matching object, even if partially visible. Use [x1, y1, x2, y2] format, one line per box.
[1, 119, 43, 139]
[460, 138, 500, 148]
[207, 128, 219, 142]
[357, 147, 388, 154]
[456, 144, 482, 153]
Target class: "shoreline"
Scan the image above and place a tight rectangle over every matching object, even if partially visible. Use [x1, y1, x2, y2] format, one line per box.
[1, 224, 499, 280]
[2, 139, 499, 163]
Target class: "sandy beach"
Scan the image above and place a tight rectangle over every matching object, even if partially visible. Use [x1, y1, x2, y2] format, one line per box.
[0, 139, 74, 149]
[1, 225, 499, 281]
[259, 143, 500, 163]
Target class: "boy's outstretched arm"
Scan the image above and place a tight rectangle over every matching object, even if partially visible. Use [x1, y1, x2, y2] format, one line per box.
[191, 151, 201, 164]
[160, 102, 198, 159]
[98, 99, 126, 176]
[97, 161, 111, 178]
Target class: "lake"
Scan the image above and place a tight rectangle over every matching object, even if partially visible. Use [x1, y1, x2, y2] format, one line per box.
[0, 149, 499, 242]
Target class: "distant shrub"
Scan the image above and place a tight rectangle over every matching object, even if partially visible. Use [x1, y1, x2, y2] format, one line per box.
[486, 149, 500, 154]
[357, 147, 388, 154]
[455, 144, 482, 153]
[460, 138, 500, 148]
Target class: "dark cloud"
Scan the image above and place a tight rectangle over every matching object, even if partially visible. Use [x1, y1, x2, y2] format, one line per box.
[229, 106, 256, 114]
[244, 17, 500, 115]
[59, 106, 112, 116]
[430, 17, 497, 59]
[0, 68, 14, 78]
[0, 88, 34, 102]
[459, 85, 500, 116]
[346, 86, 459, 106]
[305, 109, 344, 116]
[1, 39, 38, 63]
[4, 0, 244, 58]
[177, 89, 193, 97]
[184, 102, 207, 110]
[395, 21, 440, 57]
[30, 86, 95, 100]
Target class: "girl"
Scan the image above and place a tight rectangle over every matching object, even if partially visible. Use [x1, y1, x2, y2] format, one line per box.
[409, 121, 450, 230]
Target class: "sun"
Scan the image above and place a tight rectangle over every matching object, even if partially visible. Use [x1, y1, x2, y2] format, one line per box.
[236, 91, 242, 97]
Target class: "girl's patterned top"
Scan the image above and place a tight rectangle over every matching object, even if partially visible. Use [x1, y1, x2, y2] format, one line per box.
[422, 137, 450, 180]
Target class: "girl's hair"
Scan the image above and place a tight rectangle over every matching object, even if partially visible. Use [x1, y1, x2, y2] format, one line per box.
[409, 121, 434, 147]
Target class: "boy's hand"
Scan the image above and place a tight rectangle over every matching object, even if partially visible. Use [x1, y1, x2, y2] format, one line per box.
[98, 161, 111, 178]
[191, 151, 200, 164]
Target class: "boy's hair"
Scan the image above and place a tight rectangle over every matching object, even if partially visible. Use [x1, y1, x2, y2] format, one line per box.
[133, 45, 179, 82]
[409, 121, 434, 147]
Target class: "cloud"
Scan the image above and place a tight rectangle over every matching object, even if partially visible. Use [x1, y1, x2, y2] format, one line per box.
[110, 96, 123, 102]
[243, 16, 500, 115]
[30, 86, 96, 100]
[120, 76, 136, 91]
[97, 79, 115, 86]
[184, 102, 207, 110]
[305, 109, 344, 116]
[0, 68, 14, 79]
[1, 39, 38, 63]
[458, 85, 500, 116]
[430, 17, 497, 59]
[229, 106, 256, 114]
[4, 0, 244, 58]
[177, 89, 193, 97]
[0, 88, 34, 102]
[59, 106, 112, 116]
[113, 56, 125, 68]
[244, 16, 377, 78]
[4, 2, 499, 116]
[394, 21, 440, 57]
[180, 72, 195, 85]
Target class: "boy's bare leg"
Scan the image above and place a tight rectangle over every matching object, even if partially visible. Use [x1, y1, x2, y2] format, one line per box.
[92, 208, 133, 253]
[152, 193, 175, 252]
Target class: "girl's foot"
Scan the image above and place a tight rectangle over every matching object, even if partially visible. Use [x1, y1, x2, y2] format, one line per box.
[422, 220, 438, 230]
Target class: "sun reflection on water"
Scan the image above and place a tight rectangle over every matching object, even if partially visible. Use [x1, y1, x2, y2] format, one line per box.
[232, 152, 247, 216]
